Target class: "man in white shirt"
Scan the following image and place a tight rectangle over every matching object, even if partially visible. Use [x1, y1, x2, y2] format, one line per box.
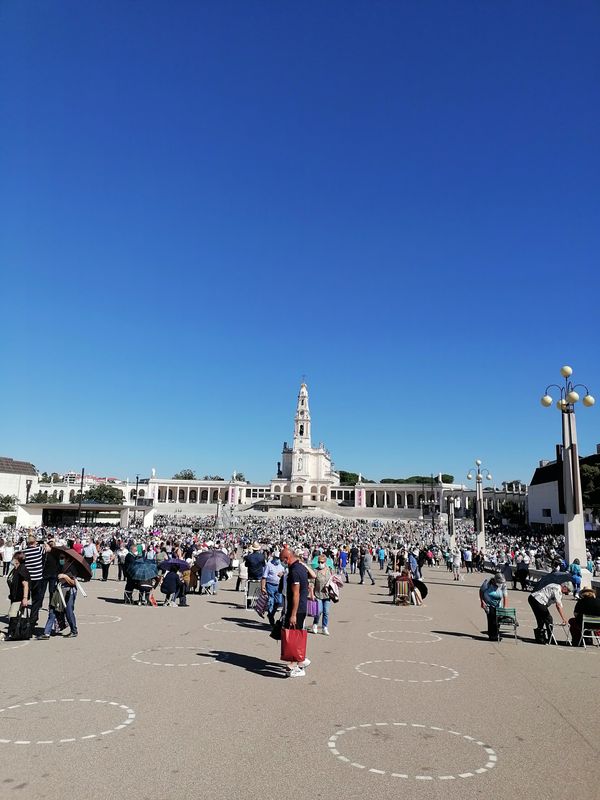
[528, 581, 571, 643]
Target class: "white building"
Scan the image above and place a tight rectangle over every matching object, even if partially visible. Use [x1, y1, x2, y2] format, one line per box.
[12, 382, 528, 528]
[271, 382, 339, 505]
[0, 457, 38, 521]
[528, 445, 600, 531]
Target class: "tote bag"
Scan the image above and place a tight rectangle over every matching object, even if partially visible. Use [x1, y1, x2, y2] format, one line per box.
[280, 627, 307, 663]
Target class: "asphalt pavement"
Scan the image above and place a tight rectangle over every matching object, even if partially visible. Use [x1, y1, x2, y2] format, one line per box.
[1, 566, 598, 800]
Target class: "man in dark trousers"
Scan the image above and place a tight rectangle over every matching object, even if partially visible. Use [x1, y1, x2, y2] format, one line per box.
[280, 545, 310, 678]
[350, 544, 359, 575]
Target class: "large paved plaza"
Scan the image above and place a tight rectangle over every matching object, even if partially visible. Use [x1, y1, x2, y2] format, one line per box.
[1, 567, 597, 799]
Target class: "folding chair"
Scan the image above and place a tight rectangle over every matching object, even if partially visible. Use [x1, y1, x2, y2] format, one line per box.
[393, 578, 411, 606]
[578, 615, 600, 649]
[245, 580, 262, 609]
[496, 608, 519, 643]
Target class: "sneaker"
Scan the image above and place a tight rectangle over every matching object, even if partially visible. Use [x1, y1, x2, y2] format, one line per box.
[371, 581, 375, 586]
[36, 634, 50, 640]
[299, 658, 311, 668]
[63, 632, 78, 638]
[311, 623, 318, 634]
[288, 667, 305, 678]
[322, 627, 329, 636]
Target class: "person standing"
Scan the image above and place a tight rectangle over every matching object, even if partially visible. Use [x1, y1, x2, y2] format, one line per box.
[514, 553, 530, 591]
[377, 546, 386, 570]
[337, 546, 349, 583]
[83, 540, 98, 574]
[260, 550, 284, 627]
[463, 547, 473, 573]
[99, 544, 114, 581]
[5, 552, 30, 640]
[451, 548, 462, 581]
[39, 553, 79, 639]
[359, 547, 375, 586]
[116, 542, 128, 581]
[350, 544, 359, 575]
[280, 545, 310, 678]
[1, 539, 15, 577]
[311, 555, 332, 635]
[244, 542, 266, 581]
[23, 535, 47, 635]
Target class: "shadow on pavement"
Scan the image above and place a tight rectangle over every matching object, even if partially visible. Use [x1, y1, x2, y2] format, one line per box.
[222, 616, 271, 631]
[97, 596, 126, 604]
[200, 650, 286, 678]
[206, 600, 244, 608]
[431, 630, 491, 642]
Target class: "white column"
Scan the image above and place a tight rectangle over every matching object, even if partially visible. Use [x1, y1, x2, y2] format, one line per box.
[476, 478, 485, 551]
[562, 410, 591, 585]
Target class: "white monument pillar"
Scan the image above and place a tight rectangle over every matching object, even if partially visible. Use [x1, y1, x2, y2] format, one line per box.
[561, 410, 590, 585]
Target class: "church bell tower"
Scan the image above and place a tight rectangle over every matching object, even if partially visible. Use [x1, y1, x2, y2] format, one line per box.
[293, 382, 312, 450]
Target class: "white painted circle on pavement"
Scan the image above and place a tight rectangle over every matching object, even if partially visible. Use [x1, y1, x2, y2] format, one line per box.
[131, 646, 227, 667]
[0, 641, 30, 652]
[355, 659, 458, 683]
[77, 614, 122, 625]
[368, 630, 442, 644]
[0, 699, 135, 745]
[327, 722, 497, 780]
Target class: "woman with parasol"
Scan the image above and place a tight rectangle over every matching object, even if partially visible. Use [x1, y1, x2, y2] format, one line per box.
[38, 546, 91, 640]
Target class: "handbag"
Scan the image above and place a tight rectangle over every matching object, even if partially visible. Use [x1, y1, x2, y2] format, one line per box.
[269, 619, 282, 641]
[50, 588, 66, 612]
[13, 607, 32, 641]
[254, 591, 268, 618]
[306, 598, 319, 617]
[280, 627, 307, 663]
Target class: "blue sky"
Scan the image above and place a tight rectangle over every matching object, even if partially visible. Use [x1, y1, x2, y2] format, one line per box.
[1, 1, 599, 485]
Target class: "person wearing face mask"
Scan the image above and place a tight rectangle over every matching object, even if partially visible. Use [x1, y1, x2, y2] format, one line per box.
[260, 549, 285, 627]
[311, 555, 333, 635]
[38, 555, 78, 640]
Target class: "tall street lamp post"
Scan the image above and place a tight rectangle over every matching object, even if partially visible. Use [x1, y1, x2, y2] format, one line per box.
[134, 475, 139, 528]
[467, 460, 492, 552]
[447, 494, 456, 550]
[540, 365, 594, 584]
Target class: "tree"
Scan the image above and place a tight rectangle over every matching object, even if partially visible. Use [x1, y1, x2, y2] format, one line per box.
[233, 472, 246, 482]
[581, 464, 600, 509]
[0, 494, 17, 511]
[28, 491, 49, 504]
[74, 485, 124, 505]
[202, 475, 224, 481]
[173, 469, 196, 480]
[338, 471, 374, 485]
[380, 474, 454, 484]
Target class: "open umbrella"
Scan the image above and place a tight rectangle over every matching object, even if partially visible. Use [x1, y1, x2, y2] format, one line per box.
[157, 558, 189, 572]
[50, 546, 92, 580]
[414, 579, 428, 599]
[531, 572, 572, 592]
[195, 550, 231, 572]
[128, 559, 159, 582]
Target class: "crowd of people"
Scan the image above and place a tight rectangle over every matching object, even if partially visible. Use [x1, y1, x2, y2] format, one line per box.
[2, 514, 600, 662]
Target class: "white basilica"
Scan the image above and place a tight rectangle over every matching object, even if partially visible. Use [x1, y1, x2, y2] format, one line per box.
[272, 382, 339, 505]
